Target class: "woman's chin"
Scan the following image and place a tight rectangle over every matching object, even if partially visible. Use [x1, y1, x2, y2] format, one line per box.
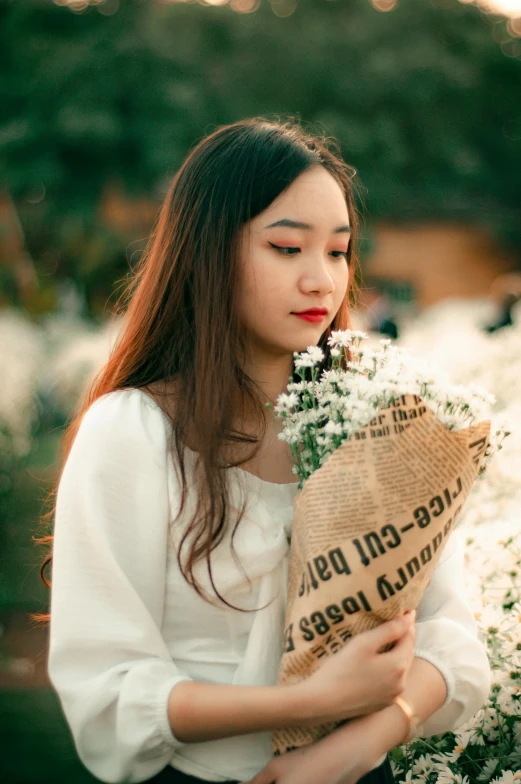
[291, 333, 327, 354]
[252, 330, 324, 357]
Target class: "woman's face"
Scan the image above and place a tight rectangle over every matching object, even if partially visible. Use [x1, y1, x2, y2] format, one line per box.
[237, 165, 351, 358]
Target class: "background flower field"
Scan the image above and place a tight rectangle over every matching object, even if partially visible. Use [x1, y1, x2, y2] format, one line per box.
[390, 300, 521, 784]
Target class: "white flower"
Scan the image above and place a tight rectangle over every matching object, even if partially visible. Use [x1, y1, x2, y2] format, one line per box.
[324, 420, 343, 437]
[436, 766, 458, 784]
[477, 760, 500, 782]
[320, 369, 343, 385]
[433, 746, 463, 765]
[294, 353, 317, 369]
[412, 754, 437, 776]
[493, 772, 521, 784]
[275, 392, 300, 413]
[328, 329, 367, 348]
[305, 345, 325, 363]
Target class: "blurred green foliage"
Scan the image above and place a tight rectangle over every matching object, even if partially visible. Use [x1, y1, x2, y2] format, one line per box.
[1, 0, 520, 316]
[0, 431, 60, 611]
[0, 689, 98, 783]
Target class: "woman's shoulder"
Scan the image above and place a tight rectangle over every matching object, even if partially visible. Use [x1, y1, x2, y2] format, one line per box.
[73, 388, 172, 467]
[83, 386, 165, 426]
[86, 386, 156, 411]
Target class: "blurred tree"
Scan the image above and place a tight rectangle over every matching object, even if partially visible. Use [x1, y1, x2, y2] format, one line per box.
[0, 0, 520, 315]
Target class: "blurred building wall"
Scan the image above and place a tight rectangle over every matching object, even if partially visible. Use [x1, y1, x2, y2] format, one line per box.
[98, 182, 161, 236]
[364, 224, 516, 307]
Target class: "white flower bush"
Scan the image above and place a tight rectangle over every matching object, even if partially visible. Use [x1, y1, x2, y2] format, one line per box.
[399, 298, 521, 414]
[402, 300, 521, 539]
[0, 308, 45, 459]
[40, 312, 122, 418]
[386, 300, 521, 783]
[390, 520, 521, 784]
[0, 305, 119, 464]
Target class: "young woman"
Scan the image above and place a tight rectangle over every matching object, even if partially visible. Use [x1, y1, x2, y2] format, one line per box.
[45, 118, 490, 784]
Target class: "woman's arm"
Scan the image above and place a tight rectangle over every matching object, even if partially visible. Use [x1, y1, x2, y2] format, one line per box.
[48, 391, 193, 784]
[167, 681, 308, 741]
[167, 613, 416, 743]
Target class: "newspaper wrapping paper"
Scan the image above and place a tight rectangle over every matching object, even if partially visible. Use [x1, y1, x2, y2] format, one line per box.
[272, 393, 490, 755]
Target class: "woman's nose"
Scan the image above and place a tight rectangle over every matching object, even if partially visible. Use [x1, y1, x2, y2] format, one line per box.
[299, 258, 335, 295]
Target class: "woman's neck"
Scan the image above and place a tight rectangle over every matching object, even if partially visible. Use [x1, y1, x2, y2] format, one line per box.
[229, 350, 297, 483]
[242, 351, 295, 409]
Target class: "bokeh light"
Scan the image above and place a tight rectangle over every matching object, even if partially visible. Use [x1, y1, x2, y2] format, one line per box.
[371, 0, 398, 12]
[230, 0, 261, 12]
[50, 0, 521, 22]
[475, 0, 521, 17]
[270, 0, 297, 17]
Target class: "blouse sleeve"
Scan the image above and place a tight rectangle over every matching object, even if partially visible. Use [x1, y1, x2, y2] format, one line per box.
[413, 529, 491, 737]
[47, 389, 191, 784]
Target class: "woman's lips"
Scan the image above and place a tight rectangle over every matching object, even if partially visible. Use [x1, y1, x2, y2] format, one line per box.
[292, 312, 327, 323]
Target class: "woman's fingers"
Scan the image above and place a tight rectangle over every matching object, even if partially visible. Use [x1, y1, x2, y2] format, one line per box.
[360, 611, 416, 654]
[389, 621, 416, 659]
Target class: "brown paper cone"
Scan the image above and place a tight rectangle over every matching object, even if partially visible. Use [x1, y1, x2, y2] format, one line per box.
[272, 393, 490, 754]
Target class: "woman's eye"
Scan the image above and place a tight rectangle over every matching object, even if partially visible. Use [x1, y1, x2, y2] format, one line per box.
[269, 242, 300, 256]
[268, 242, 348, 260]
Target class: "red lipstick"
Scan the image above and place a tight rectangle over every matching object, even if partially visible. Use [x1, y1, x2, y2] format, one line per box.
[292, 308, 329, 324]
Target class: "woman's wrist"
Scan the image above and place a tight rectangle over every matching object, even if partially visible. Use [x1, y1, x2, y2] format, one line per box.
[290, 679, 352, 727]
[279, 682, 323, 727]
[325, 657, 448, 768]
[394, 696, 421, 742]
[320, 703, 409, 776]
[359, 703, 411, 759]
[305, 705, 406, 781]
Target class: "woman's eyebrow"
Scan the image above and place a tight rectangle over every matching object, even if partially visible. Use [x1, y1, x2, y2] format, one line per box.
[264, 218, 351, 234]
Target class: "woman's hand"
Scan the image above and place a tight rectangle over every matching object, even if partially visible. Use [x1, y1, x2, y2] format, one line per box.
[243, 748, 314, 784]
[242, 722, 377, 784]
[296, 611, 416, 726]
[243, 751, 366, 784]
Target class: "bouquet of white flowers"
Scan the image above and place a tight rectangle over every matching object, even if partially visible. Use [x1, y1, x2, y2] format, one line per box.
[276, 331, 505, 487]
[272, 330, 507, 755]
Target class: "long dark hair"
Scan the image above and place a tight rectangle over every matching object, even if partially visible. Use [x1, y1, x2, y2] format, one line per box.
[36, 117, 362, 618]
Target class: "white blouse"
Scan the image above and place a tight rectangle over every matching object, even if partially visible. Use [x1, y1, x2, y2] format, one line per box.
[48, 388, 491, 784]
